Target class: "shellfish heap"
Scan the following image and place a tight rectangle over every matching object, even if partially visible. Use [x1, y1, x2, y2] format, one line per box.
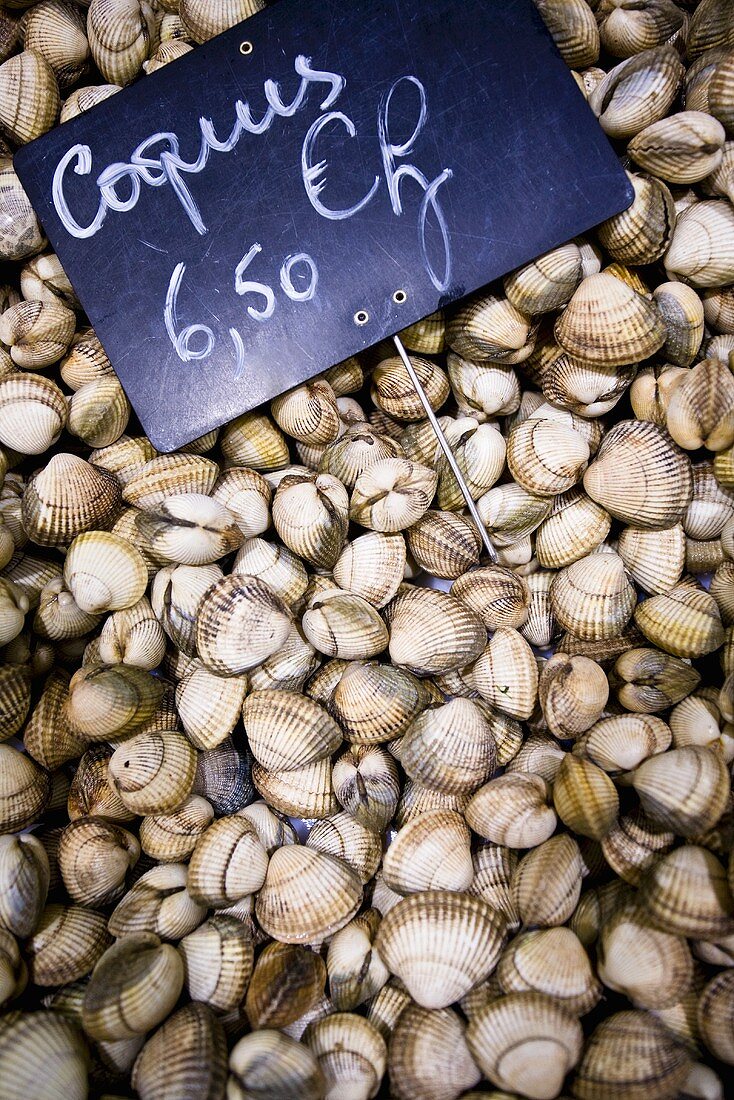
[3, 1, 734, 1098]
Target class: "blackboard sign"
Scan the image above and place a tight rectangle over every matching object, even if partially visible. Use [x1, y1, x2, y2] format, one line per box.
[14, 0, 633, 451]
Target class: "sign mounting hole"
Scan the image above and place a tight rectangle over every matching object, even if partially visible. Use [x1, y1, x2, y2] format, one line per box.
[239, 41, 253, 55]
[393, 289, 407, 304]
[354, 310, 370, 325]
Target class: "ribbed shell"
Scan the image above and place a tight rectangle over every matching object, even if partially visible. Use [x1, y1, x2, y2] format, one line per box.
[0, 373, 67, 455]
[618, 523, 686, 594]
[471, 627, 539, 719]
[63, 530, 147, 614]
[245, 940, 326, 1028]
[333, 531, 406, 608]
[386, 1003, 480, 1100]
[253, 756, 338, 819]
[555, 273, 666, 366]
[628, 745, 730, 836]
[179, 914, 253, 1011]
[535, 490, 611, 569]
[598, 173, 676, 266]
[108, 729, 197, 815]
[447, 292, 534, 364]
[539, 653, 609, 740]
[64, 662, 164, 741]
[498, 927, 600, 1015]
[108, 863, 206, 940]
[173, 661, 244, 750]
[195, 573, 291, 675]
[400, 698, 497, 794]
[306, 813, 382, 884]
[88, 0, 155, 84]
[654, 281, 705, 367]
[579, 713, 672, 774]
[451, 564, 529, 630]
[583, 420, 693, 529]
[535, 0, 599, 67]
[665, 199, 734, 287]
[228, 1030, 324, 1100]
[512, 834, 584, 928]
[256, 846, 362, 945]
[504, 241, 583, 314]
[640, 845, 734, 940]
[25, 903, 111, 986]
[330, 660, 429, 744]
[467, 991, 583, 1098]
[302, 590, 388, 660]
[601, 809, 675, 888]
[552, 755, 619, 841]
[374, 890, 507, 1009]
[588, 46, 684, 140]
[466, 773, 556, 849]
[57, 816, 139, 907]
[597, 905, 693, 1010]
[82, 933, 184, 1041]
[507, 417, 590, 497]
[0, 743, 51, 833]
[668, 357, 734, 452]
[187, 815, 268, 907]
[304, 1012, 386, 1099]
[372, 354, 450, 420]
[242, 689, 342, 771]
[634, 581, 725, 657]
[139, 795, 214, 862]
[572, 1010, 691, 1100]
[0, 833, 49, 939]
[131, 1003, 227, 1100]
[0, 50, 60, 145]
[0, 1011, 88, 1100]
[179, 0, 265, 43]
[387, 586, 486, 676]
[382, 811, 473, 896]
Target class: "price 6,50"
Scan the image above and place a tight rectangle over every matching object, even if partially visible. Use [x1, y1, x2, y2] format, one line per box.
[164, 243, 319, 376]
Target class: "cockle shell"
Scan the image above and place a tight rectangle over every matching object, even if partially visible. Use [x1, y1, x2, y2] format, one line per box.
[634, 580, 725, 657]
[256, 845, 362, 945]
[467, 991, 583, 1098]
[598, 173, 676, 266]
[187, 815, 268, 907]
[21, 453, 120, 548]
[0, 159, 45, 262]
[243, 689, 342, 771]
[466, 774, 556, 849]
[386, 1003, 480, 1100]
[583, 419, 693, 528]
[372, 354, 449, 421]
[179, 0, 265, 43]
[0, 1011, 89, 1100]
[667, 357, 734, 452]
[82, 932, 184, 1041]
[447, 292, 535, 364]
[57, 816, 139, 907]
[0, 50, 60, 145]
[374, 890, 507, 1009]
[629, 111, 726, 184]
[24, 1, 91, 89]
[245, 940, 326, 1028]
[195, 574, 291, 675]
[400, 698, 496, 795]
[534, 0, 599, 67]
[382, 811, 473, 896]
[588, 45, 685, 139]
[572, 1011, 691, 1100]
[131, 1003, 227, 1100]
[0, 372, 66, 455]
[350, 457, 437, 532]
[333, 531, 406, 608]
[87, 0, 155, 85]
[387, 585, 486, 676]
[598, 0, 685, 58]
[228, 1030, 324, 1100]
[0, 743, 51, 833]
[551, 552, 635, 641]
[555, 272, 666, 366]
[665, 199, 734, 286]
[471, 627, 538, 720]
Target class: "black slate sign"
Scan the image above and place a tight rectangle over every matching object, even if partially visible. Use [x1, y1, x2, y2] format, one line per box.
[14, 0, 633, 451]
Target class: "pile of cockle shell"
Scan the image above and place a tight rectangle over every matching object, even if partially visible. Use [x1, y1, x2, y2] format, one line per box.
[4, 1, 734, 1099]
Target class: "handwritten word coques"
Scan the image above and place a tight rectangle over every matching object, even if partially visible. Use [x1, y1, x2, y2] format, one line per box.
[51, 55, 453, 375]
